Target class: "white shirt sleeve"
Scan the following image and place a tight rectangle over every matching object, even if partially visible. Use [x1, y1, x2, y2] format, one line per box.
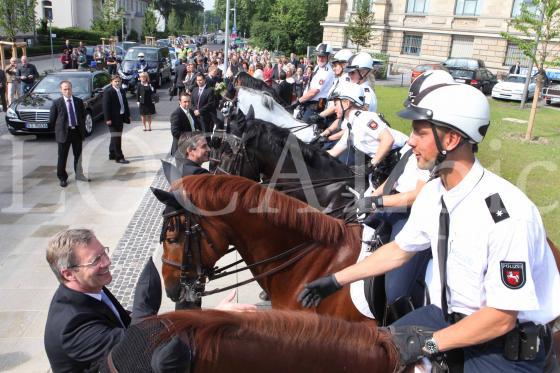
[394, 184, 433, 252]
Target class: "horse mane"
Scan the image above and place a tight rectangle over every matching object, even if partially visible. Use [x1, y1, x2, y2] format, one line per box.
[235, 71, 282, 102]
[156, 309, 399, 368]
[242, 117, 354, 177]
[239, 86, 277, 111]
[170, 174, 346, 244]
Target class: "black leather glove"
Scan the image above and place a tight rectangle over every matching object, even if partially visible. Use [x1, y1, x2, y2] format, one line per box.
[287, 101, 300, 111]
[297, 274, 342, 308]
[388, 325, 434, 366]
[356, 196, 383, 214]
[306, 114, 321, 124]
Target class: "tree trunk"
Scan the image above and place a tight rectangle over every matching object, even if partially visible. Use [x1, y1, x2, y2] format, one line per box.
[524, 74, 543, 140]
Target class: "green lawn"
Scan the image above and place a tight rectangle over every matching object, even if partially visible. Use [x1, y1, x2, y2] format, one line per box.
[376, 85, 560, 244]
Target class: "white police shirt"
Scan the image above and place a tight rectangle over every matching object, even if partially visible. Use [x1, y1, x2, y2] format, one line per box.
[360, 81, 377, 112]
[394, 144, 430, 193]
[333, 110, 408, 157]
[395, 160, 560, 325]
[304, 63, 334, 100]
[325, 74, 351, 111]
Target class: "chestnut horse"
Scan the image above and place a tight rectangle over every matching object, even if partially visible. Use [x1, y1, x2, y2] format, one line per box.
[153, 174, 369, 322]
[106, 310, 399, 373]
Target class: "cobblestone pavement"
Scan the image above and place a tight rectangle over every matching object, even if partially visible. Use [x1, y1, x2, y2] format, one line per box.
[107, 167, 169, 309]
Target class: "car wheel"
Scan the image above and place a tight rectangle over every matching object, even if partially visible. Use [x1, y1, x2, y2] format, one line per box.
[546, 99, 552, 105]
[84, 111, 94, 137]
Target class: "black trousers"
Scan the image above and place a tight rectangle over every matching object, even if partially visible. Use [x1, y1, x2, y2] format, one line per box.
[57, 128, 83, 181]
[0, 88, 6, 111]
[108, 124, 124, 160]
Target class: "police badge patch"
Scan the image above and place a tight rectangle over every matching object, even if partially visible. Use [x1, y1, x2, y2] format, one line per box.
[500, 261, 526, 289]
[319, 80, 324, 85]
[368, 120, 378, 129]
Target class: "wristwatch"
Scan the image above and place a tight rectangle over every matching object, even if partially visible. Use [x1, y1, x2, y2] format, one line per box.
[423, 337, 439, 356]
[372, 195, 384, 208]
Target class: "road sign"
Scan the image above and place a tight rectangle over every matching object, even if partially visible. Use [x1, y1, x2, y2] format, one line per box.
[51, 33, 56, 38]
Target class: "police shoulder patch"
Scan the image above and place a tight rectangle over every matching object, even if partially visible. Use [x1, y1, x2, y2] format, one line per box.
[364, 87, 370, 92]
[368, 120, 378, 130]
[500, 261, 526, 289]
[354, 111, 362, 117]
[485, 193, 510, 223]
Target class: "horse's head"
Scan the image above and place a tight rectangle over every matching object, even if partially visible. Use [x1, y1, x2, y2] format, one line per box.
[210, 107, 262, 181]
[152, 186, 230, 303]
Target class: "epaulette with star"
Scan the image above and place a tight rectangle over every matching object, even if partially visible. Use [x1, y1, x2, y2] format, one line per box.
[485, 193, 510, 223]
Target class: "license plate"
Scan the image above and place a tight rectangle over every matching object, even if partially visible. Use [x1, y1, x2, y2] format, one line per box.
[454, 79, 465, 83]
[25, 122, 48, 129]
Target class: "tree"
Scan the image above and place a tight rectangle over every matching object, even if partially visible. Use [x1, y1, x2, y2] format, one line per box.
[142, 4, 158, 38]
[501, 0, 560, 140]
[0, 0, 37, 41]
[345, 0, 376, 51]
[92, 0, 123, 37]
[167, 9, 181, 35]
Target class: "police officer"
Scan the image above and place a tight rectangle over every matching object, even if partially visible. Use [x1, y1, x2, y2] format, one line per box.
[290, 43, 335, 123]
[310, 49, 353, 148]
[345, 52, 377, 112]
[298, 72, 560, 371]
[327, 82, 408, 168]
[136, 53, 148, 73]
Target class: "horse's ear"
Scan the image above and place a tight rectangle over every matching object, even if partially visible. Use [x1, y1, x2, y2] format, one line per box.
[161, 160, 182, 184]
[247, 105, 255, 121]
[151, 187, 178, 206]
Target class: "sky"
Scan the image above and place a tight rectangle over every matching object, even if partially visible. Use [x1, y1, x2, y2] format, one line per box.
[203, 0, 214, 10]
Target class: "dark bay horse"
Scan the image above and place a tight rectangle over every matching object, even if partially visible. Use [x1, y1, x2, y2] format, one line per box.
[212, 108, 367, 220]
[153, 174, 369, 322]
[106, 309, 399, 373]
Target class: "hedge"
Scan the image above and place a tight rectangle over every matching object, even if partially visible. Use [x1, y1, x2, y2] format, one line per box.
[38, 27, 110, 41]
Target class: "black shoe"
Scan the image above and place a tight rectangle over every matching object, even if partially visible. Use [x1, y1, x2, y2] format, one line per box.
[116, 159, 130, 164]
[76, 174, 91, 182]
[60, 180, 68, 188]
[109, 155, 116, 160]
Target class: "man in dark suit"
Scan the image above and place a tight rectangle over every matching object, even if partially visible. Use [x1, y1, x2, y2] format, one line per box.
[44, 228, 168, 372]
[183, 62, 197, 94]
[509, 60, 521, 75]
[170, 92, 200, 156]
[103, 75, 131, 164]
[49, 80, 90, 187]
[176, 132, 210, 176]
[191, 73, 216, 133]
[174, 59, 187, 95]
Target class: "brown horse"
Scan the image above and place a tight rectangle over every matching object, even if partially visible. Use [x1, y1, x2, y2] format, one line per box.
[153, 174, 369, 322]
[106, 309, 399, 373]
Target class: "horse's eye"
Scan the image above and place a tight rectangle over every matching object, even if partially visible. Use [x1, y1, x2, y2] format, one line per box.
[166, 238, 179, 244]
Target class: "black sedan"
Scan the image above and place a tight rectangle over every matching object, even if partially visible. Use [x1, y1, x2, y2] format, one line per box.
[448, 67, 498, 95]
[5, 70, 111, 136]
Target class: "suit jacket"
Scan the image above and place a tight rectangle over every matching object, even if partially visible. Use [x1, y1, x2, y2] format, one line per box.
[103, 86, 130, 130]
[191, 85, 215, 115]
[177, 158, 209, 176]
[0, 69, 6, 91]
[44, 284, 131, 373]
[183, 73, 197, 93]
[272, 64, 284, 80]
[170, 106, 200, 155]
[174, 64, 187, 88]
[49, 96, 87, 143]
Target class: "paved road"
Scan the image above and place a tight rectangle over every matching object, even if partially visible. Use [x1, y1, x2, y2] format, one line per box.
[0, 57, 261, 371]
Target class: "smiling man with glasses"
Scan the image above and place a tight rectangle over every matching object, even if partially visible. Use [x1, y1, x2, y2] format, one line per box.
[44, 229, 131, 372]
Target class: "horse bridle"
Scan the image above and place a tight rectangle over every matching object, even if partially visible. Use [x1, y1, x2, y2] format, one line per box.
[160, 207, 320, 301]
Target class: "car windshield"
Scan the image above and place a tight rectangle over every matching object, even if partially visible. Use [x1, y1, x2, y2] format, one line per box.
[450, 69, 475, 79]
[33, 76, 90, 94]
[506, 76, 527, 84]
[125, 48, 158, 61]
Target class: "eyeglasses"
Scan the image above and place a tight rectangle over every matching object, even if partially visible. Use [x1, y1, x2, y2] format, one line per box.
[68, 247, 110, 269]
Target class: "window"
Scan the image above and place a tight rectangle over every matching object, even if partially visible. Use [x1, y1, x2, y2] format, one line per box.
[406, 0, 428, 14]
[352, 0, 375, 12]
[511, 0, 538, 17]
[504, 43, 530, 67]
[401, 34, 422, 56]
[455, 0, 482, 16]
[450, 36, 474, 58]
[42, 0, 53, 20]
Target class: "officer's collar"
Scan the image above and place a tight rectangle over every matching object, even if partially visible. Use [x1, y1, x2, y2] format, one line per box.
[440, 159, 484, 214]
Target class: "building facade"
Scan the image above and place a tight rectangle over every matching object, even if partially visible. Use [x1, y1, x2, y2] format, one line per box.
[36, 0, 149, 39]
[321, 0, 559, 74]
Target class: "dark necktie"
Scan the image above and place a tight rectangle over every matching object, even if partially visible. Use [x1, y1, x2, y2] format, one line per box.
[66, 98, 77, 128]
[101, 291, 124, 327]
[197, 88, 203, 108]
[438, 197, 450, 319]
[382, 148, 414, 195]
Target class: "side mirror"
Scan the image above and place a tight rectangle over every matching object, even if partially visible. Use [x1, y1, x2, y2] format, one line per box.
[94, 88, 103, 94]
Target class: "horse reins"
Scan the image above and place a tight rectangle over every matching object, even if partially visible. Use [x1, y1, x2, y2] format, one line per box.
[161, 208, 321, 298]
